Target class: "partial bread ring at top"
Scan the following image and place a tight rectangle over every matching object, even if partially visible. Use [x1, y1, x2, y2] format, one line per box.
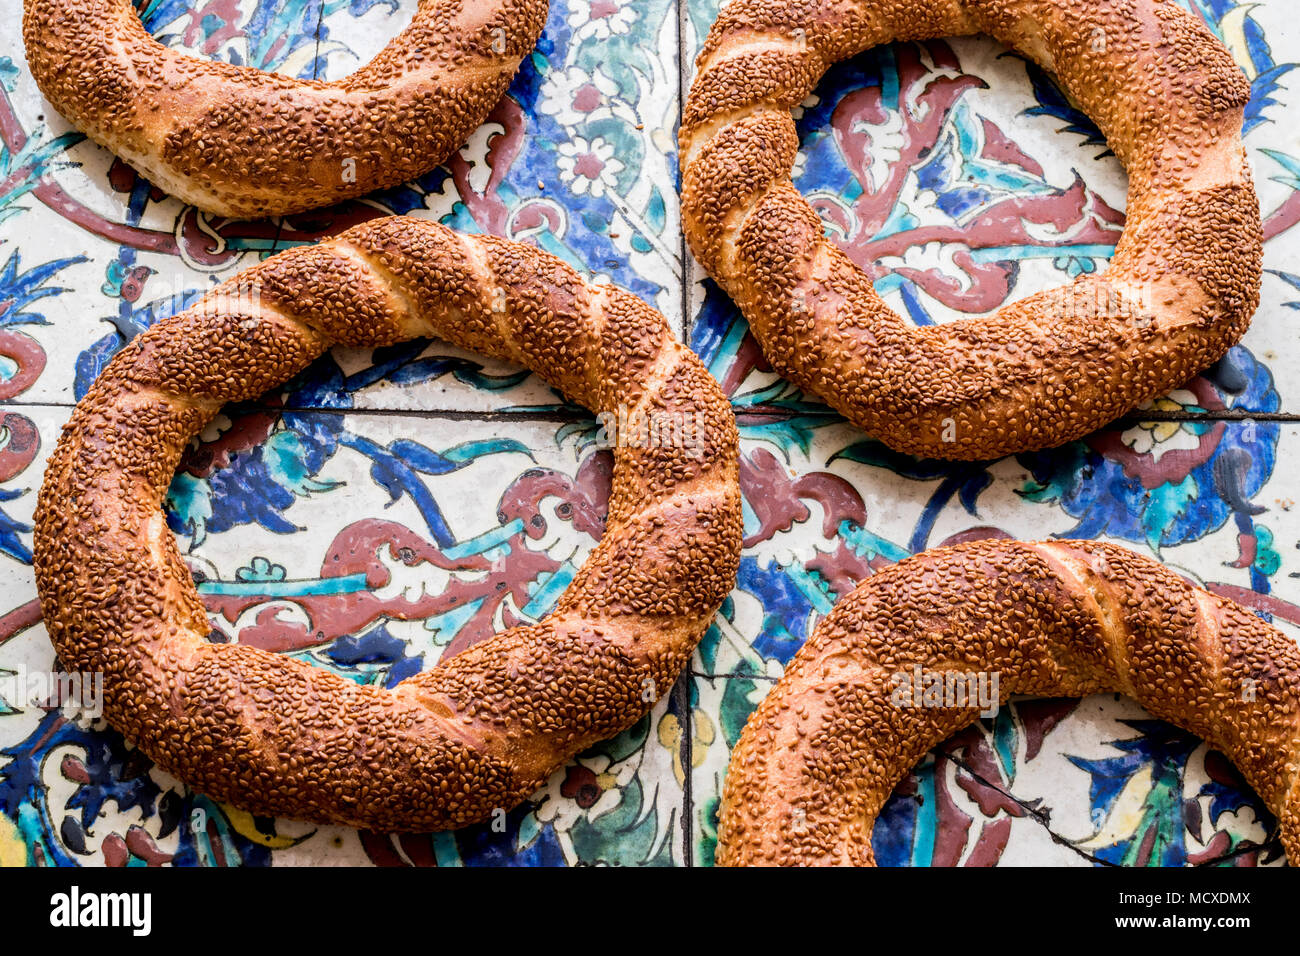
[681, 0, 1263, 461]
[22, 0, 548, 218]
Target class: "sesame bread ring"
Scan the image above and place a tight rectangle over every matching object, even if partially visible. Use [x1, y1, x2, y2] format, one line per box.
[717, 539, 1300, 866]
[681, 0, 1263, 460]
[32, 217, 743, 831]
[21, 0, 548, 218]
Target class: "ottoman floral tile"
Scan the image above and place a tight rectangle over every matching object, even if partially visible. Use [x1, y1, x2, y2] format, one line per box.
[1, 0, 1299, 866]
[695, 414, 1294, 681]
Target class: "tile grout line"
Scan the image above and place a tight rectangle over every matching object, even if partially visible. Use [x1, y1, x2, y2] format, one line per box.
[678, 0, 696, 354]
[311, 0, 326, 81]
[6, 400, 1300, 430]
[691, 669, 778, 682]
[672, 671, 694, 867]
[675, 0, 696, 870]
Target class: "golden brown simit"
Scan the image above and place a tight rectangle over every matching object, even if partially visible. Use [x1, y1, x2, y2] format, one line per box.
[717, 539, 1300, 865]
[681, 0, 1263, 460]
[32, 217, 743, 831]
[22, 0, 548, 218]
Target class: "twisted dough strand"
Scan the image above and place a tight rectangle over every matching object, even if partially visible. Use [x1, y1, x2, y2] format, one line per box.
[681, 0, 1262, 460]
[717, 539, 1300, 866]
[22, 0, 548, 217]
[34, 217, 743, 830]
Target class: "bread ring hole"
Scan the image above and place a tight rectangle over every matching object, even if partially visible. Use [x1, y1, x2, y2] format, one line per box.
[866, 692, 1278, 866]
[169, 406, 614, 672]
[794, 36, 1127, 327]
[133, 0, 414, 81]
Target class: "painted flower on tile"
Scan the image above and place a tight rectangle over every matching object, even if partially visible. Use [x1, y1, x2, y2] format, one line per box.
[1020, 349, 1280, 552]
[566, 0, 638, 41]
[1118, 393, 1209, 458]
[525, 707, 680, 865]
[540, 65, 620, 126]
[535, 754, 635, 827]
[556, 136, 626, 197]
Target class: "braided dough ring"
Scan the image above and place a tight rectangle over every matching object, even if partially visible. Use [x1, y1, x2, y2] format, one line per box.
[681, 0, 1263, 460]
[717, 539, 1300, 866]
[33, 217, 743, 831]
[21, 0, 548, 218]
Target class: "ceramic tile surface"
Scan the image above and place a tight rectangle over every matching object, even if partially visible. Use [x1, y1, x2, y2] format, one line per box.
[0, 0, 1297, 866]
